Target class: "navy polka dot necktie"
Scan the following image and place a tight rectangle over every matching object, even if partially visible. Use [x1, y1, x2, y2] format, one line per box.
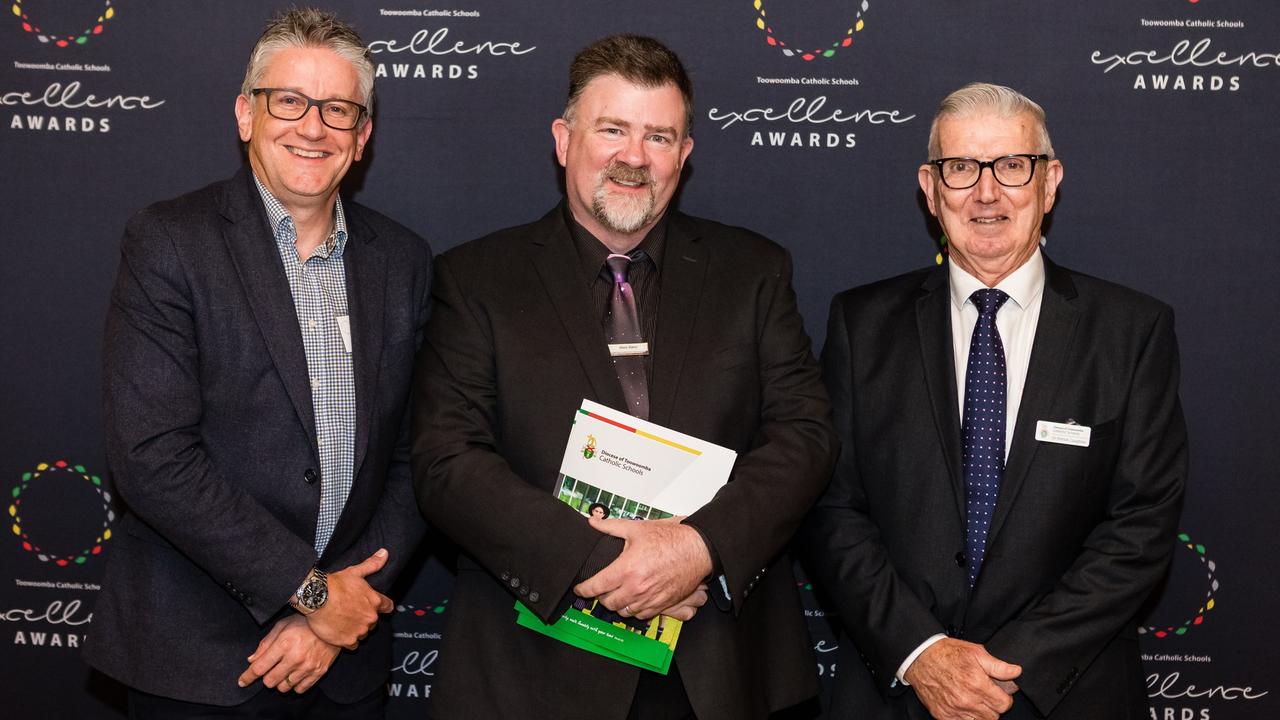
[962, 288, 1010, 588]
[605, 253, 649, 420]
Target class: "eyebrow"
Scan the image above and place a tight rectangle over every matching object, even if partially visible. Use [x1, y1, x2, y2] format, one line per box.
[596, 116, 679, 138]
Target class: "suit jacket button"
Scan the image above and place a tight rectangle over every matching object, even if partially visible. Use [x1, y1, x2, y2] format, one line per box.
[303, 468, 318, 484]
[946, 624, 958, 636]
[528, 591, 540, 603]
[954, 551, 967, 567]
[509, 577, 520, 589]
[500, 571, 511, 582]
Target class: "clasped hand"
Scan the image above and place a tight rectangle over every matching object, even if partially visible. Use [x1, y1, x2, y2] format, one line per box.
[573, 517, 712, 621]
[904, 637, 1021, 720]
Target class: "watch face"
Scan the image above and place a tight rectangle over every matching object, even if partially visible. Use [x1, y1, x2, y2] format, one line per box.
[300, 578, 328, 610]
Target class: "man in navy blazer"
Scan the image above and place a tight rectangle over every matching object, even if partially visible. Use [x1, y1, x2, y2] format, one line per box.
[85, 9, 431, 717]
[805, 83, 1187, 719]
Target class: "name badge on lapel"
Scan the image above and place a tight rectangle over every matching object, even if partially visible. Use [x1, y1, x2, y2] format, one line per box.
[1035, 420, 1091, 447]
[336, 315, 352, 354]
[609, 342, 649, 357]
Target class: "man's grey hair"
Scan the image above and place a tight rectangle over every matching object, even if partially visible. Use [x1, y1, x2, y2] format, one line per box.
[241, 8, 375, 123]
[927, 82, 1053, 159]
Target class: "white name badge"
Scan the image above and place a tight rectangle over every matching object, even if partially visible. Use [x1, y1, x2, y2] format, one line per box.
[336, 315, 352, 353]
[608, 342, 649, 357]
[1035, 420, 1091, 447]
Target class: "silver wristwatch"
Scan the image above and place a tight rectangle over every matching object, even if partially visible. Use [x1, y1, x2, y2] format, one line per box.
[290, 567, 329, 614]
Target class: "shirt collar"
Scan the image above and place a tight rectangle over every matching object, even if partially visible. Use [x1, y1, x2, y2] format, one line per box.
[949, 244, 1045, 312]
[251, 173, 348, 259]
[565, 205, 667, 286]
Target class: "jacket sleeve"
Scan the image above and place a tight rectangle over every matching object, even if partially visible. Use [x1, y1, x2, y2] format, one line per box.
[103, 211, 317, 625]
[985, 306, 1187, 715]
[800, 295, 946, 694]
[410, 254, 618, 623]
[684, 249, 839, 614]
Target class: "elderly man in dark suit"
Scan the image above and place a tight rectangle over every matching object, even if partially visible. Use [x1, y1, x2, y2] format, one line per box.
[804, 82, 1187, 720]
[411, 34, 837, 720]
[84, 9, 431, 718]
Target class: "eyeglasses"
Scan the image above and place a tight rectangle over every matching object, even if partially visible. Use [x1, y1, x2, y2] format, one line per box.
[929, 154, 1051, 189]
[251, 88, 367, 130]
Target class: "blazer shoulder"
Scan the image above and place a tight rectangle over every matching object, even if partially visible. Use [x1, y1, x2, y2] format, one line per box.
[831, 265, 938, 312]
[439, 212, 555, 271]
[674, 213, 793, 277]
[344, 199, 433, 264]
[1053, 264, 1175, 322]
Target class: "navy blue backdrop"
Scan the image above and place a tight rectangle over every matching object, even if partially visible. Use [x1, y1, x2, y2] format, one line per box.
[3, 2, 1276, 718]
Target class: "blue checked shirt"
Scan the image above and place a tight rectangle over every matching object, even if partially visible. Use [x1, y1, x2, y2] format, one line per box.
[253, 176, 355, 555]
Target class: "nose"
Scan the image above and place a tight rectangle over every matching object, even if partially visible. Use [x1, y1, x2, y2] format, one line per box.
[296, 103, 326, 139]
[616, 132, 647, 168]
[973, 163, 1001, 202]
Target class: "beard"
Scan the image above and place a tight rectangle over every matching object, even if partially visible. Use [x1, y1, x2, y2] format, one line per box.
[591, 161, 657, 234]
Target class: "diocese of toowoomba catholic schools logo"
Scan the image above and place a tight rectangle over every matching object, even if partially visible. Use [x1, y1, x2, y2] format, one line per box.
[11, 0, 117, 48]
[753, 0, 870, 61]
[9, 460, 115, 566]
[582, 434, 598, 460]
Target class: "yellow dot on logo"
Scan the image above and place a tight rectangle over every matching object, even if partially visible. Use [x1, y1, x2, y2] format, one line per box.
[104, 528, 113, 540]
[7, 504, 15, 517]
[753, 0, 762, 10]
[11, 523, 20, 536]
[935, 252, 944, 265]
[11, 4, 21, 18]
[756, 17, 765, 30]
[1206, 598, 1215, 610]
[105, 6, 114, 19]
[856, 19, 865, 32]
[36, 462, 49, 471]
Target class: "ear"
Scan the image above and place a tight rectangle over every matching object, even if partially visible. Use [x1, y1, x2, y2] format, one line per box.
[235, 94, 253, 142]
[917, 164, 940, 217]
[354, 118, 373, 162]
[551, 118, 571, 167]
[677, 134, 694, 169]
[1042, 159, 1064, 212]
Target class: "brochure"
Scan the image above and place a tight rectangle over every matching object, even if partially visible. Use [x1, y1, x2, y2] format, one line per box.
[515, 398, 736, 673]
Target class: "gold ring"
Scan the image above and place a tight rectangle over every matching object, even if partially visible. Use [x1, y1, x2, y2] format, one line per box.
[624, 605, 632, 615]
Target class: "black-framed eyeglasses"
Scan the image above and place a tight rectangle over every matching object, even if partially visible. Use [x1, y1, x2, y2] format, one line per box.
[251, 88, 367, 130]
[929, 154, 1051, 189]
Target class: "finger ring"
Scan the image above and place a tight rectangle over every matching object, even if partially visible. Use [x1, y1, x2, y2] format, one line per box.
[623, 605, 632, 615]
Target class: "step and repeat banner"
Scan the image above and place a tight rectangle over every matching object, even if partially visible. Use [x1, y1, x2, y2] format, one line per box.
[3, 1, 1277, 718]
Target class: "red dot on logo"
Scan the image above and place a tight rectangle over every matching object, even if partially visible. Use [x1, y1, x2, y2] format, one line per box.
[56, 559, 69, 566]
[94, 25, 103, 35]
[92, 545, 102, 554]
[842, 38, 853, 47]
[802, 53, 815, 61]
[414, 609, 426, 616]
[1193, 615, 1203, 625]
[766, 37, 776, 46]
[55, 460, 68, 468]
[22, 21, 33, 32]
[1155, 630, 1168, 638]
[22, 542, 33, 551]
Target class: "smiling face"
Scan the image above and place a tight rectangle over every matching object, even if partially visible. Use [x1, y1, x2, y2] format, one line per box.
[234, 46, 371, 216]
[552, 74, 693, 253]
[918, 111, 1063, 286]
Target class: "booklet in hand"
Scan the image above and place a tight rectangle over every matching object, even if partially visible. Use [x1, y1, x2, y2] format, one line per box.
[515, 398, 736, 674]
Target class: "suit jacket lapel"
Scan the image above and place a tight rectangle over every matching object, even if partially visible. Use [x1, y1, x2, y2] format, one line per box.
[648, 213, 706, 428]
[342, 204, 386, 475]
[916, 265, 967, 522]
[529, 207, 628, 412]
[988, 258, 1080, 544]
[219, 168, 317, 448]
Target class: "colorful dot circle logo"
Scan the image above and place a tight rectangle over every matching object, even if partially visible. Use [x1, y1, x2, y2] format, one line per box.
[754, 0, 870, 62]
[9, 460, 114, 566]
[11, 0, 116, 48]
[1139, 531, 1218, 638]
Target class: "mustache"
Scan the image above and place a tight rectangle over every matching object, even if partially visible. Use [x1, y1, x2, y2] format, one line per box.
[602, 162, 653, 185]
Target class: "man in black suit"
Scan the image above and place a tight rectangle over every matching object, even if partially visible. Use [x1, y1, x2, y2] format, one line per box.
[412, 34, 837, 720]
[85, 9, 431, 717]
[804, 83, 1187, 720]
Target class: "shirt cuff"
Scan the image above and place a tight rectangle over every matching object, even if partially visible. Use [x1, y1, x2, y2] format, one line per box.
[896, 633, 947, 685]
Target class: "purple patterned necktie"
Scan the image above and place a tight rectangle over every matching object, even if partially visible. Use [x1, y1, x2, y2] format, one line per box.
[962, 288, 1009, 588]
[604, 253, 649, 420]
